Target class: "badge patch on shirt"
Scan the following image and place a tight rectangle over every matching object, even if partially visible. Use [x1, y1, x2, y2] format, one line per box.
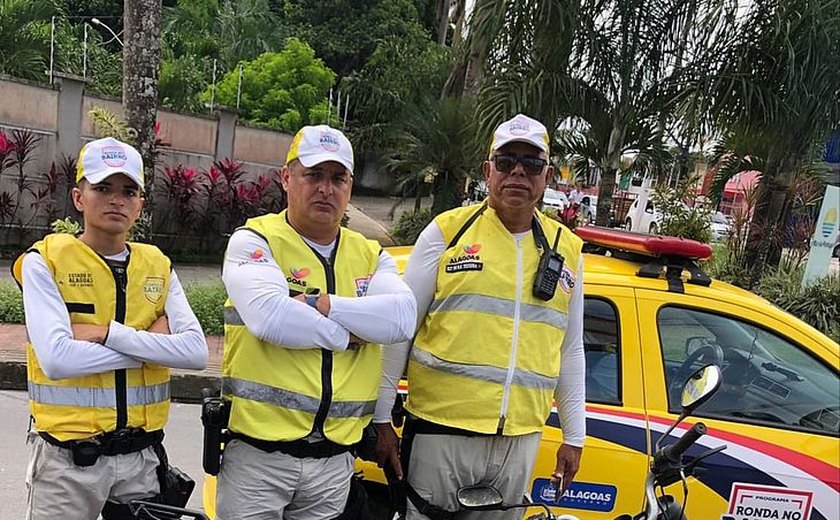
[354, 276, 371, 297]
[445, 244, 484, 273]
[143, 277, 165, 304]
[286, 267, 310, 288]
[559, 265, 576, 293]
[249, 248, 268, 263]
[67, 272, 94, 287]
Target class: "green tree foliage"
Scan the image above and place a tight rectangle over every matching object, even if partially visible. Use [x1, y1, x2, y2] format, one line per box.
[160, 0, 287, 111]
[382, 96, 483, 215]
[159, 53, 208, 112]
[473, 0, 729, 229]
[53, 20, 123, 97]
[200, 38, 336, 132]
[343, 36, 451, 148]
[681, 0, 840, 277]
[278, 0, 432, 77]
[651, 178, 712, 243]
[163, 0, 286, 72]
[0, 0, 57, 81]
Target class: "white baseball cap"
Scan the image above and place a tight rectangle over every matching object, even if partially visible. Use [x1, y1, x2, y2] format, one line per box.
[490, 114, 550, 154]
[285, 125, 354, 174]
[76, 137, 144, 189]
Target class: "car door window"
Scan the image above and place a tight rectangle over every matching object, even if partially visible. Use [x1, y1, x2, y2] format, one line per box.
[658, 306, 839, 435]
[584, 298, 621, 404]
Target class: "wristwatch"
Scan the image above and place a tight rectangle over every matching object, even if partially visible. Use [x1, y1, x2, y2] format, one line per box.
[305, 294, 319, 309]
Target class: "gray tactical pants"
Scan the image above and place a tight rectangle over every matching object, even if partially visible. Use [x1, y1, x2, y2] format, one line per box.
[25, 432, 160, 520]
[406, 431, 542, 520]
[216, 438, 353, 520]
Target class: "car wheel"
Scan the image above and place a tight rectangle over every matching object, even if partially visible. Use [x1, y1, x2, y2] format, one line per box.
[834, 244, 840, 258]
[649, 223, 658, 235]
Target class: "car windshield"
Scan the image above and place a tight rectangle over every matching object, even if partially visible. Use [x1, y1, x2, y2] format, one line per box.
[712, 212, 728, 224]
[544, 189, 566, 201]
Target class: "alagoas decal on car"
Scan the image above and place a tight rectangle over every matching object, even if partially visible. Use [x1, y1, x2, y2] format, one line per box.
[531, 478, 617, 512]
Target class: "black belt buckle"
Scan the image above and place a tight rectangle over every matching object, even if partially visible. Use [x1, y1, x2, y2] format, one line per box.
[102, 429, 133, 455]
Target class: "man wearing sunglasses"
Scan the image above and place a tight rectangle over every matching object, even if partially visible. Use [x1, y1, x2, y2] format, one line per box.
[375, 114, 586, 519]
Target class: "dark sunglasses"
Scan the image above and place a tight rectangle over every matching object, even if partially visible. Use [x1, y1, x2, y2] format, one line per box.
[492, 154, 548, 176]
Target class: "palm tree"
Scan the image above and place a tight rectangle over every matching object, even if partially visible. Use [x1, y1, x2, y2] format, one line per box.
[0, 0, 57, 81]
[467, 0, 731, 227]
[381, 97, 483, 215]
[682, 0, 840, 278]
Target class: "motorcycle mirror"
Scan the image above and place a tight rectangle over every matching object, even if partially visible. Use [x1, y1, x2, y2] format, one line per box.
[680, 364, 722, 412]
[656, 364, 723, 453]
[456, 484, 504, 509]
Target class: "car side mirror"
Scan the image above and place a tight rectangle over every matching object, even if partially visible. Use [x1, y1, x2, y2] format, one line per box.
[681, 364, 722, 412]
[457, 484, 504, 509]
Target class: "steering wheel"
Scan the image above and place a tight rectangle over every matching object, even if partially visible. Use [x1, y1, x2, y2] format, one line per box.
[669, 341, 725, 403]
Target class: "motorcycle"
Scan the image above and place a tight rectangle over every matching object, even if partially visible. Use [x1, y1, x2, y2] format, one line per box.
[617, 362, 726, 520]
[129, 500, 210, 520]
[456, 364, 725, 520]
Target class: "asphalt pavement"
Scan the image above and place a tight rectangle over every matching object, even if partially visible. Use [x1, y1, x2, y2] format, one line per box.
[0, 390, 206, 518]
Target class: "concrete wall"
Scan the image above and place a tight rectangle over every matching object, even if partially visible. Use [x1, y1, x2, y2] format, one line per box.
[0, 75, 298, 250]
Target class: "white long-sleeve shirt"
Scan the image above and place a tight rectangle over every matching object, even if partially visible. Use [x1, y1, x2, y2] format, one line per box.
[22, 250, 208, 381]
[221, 229, 416, 351]
[375, 221, 587, 447]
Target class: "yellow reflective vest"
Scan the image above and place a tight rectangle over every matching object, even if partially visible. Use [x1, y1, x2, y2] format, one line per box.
[222, 212, 382, 445]
[406, 204, 583, 435]
[13, 234, 171, 441]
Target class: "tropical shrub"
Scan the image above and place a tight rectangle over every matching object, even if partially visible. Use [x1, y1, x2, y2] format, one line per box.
[391, 208, 432, 245]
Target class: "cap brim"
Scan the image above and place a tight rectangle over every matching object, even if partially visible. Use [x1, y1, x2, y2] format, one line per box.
[298, 153, 354, 175]
[492, 137, 549, 153]
[83, 169, 143, 189]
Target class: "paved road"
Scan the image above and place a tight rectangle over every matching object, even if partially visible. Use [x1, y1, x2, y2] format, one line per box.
[0, 390, 206, 518]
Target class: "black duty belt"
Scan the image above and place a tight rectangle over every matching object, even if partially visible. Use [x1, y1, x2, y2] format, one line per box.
[40, 428, 164, 456]
[408, 417, 494, 437]
[230, 432, 352, 459]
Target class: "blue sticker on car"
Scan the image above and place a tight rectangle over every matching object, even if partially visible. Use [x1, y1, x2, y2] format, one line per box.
[531, 478, 617, 512]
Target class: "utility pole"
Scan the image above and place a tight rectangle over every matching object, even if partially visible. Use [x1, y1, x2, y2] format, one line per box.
[123, 0, 162, 221]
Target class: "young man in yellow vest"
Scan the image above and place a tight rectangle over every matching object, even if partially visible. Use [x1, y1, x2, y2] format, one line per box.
[15, 137, 208, 519]
[375, 114, 586, 519]
[216, 125, 416, 519]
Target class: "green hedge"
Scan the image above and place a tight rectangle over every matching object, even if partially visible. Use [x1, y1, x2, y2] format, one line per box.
[0, 282, 24, 323]
[0, 281, 228, 336]
[183, 283, 227, 336]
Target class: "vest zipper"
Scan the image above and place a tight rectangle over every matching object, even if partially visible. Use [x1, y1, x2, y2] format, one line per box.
[499, 236, 524, 433]
[107, 256, 129, 431]
[309, 233, 340, 436]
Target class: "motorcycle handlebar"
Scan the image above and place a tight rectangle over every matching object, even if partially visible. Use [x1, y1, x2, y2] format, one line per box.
[661, 422, 707, 464]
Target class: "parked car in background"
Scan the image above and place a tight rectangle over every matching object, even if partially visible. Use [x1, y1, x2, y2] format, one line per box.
[580, 195, 598, 224]
[710, 211, 732, 242]
[542, 188, 569, 211]
[624, 198, 661, 234]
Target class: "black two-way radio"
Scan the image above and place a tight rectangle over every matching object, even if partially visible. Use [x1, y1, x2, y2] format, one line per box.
[533, 223, 565, 301]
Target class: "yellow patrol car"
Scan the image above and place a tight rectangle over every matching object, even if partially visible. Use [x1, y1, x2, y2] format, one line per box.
[204, 228, 839, 520]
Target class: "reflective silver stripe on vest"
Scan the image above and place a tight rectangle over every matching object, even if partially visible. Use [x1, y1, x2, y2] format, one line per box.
[429, 293, 568, 329]
[410, 347, 556, 391]
[28, 381, 170, 407]
[224, 306, 245, 326]
[223, 377, 375, 418]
